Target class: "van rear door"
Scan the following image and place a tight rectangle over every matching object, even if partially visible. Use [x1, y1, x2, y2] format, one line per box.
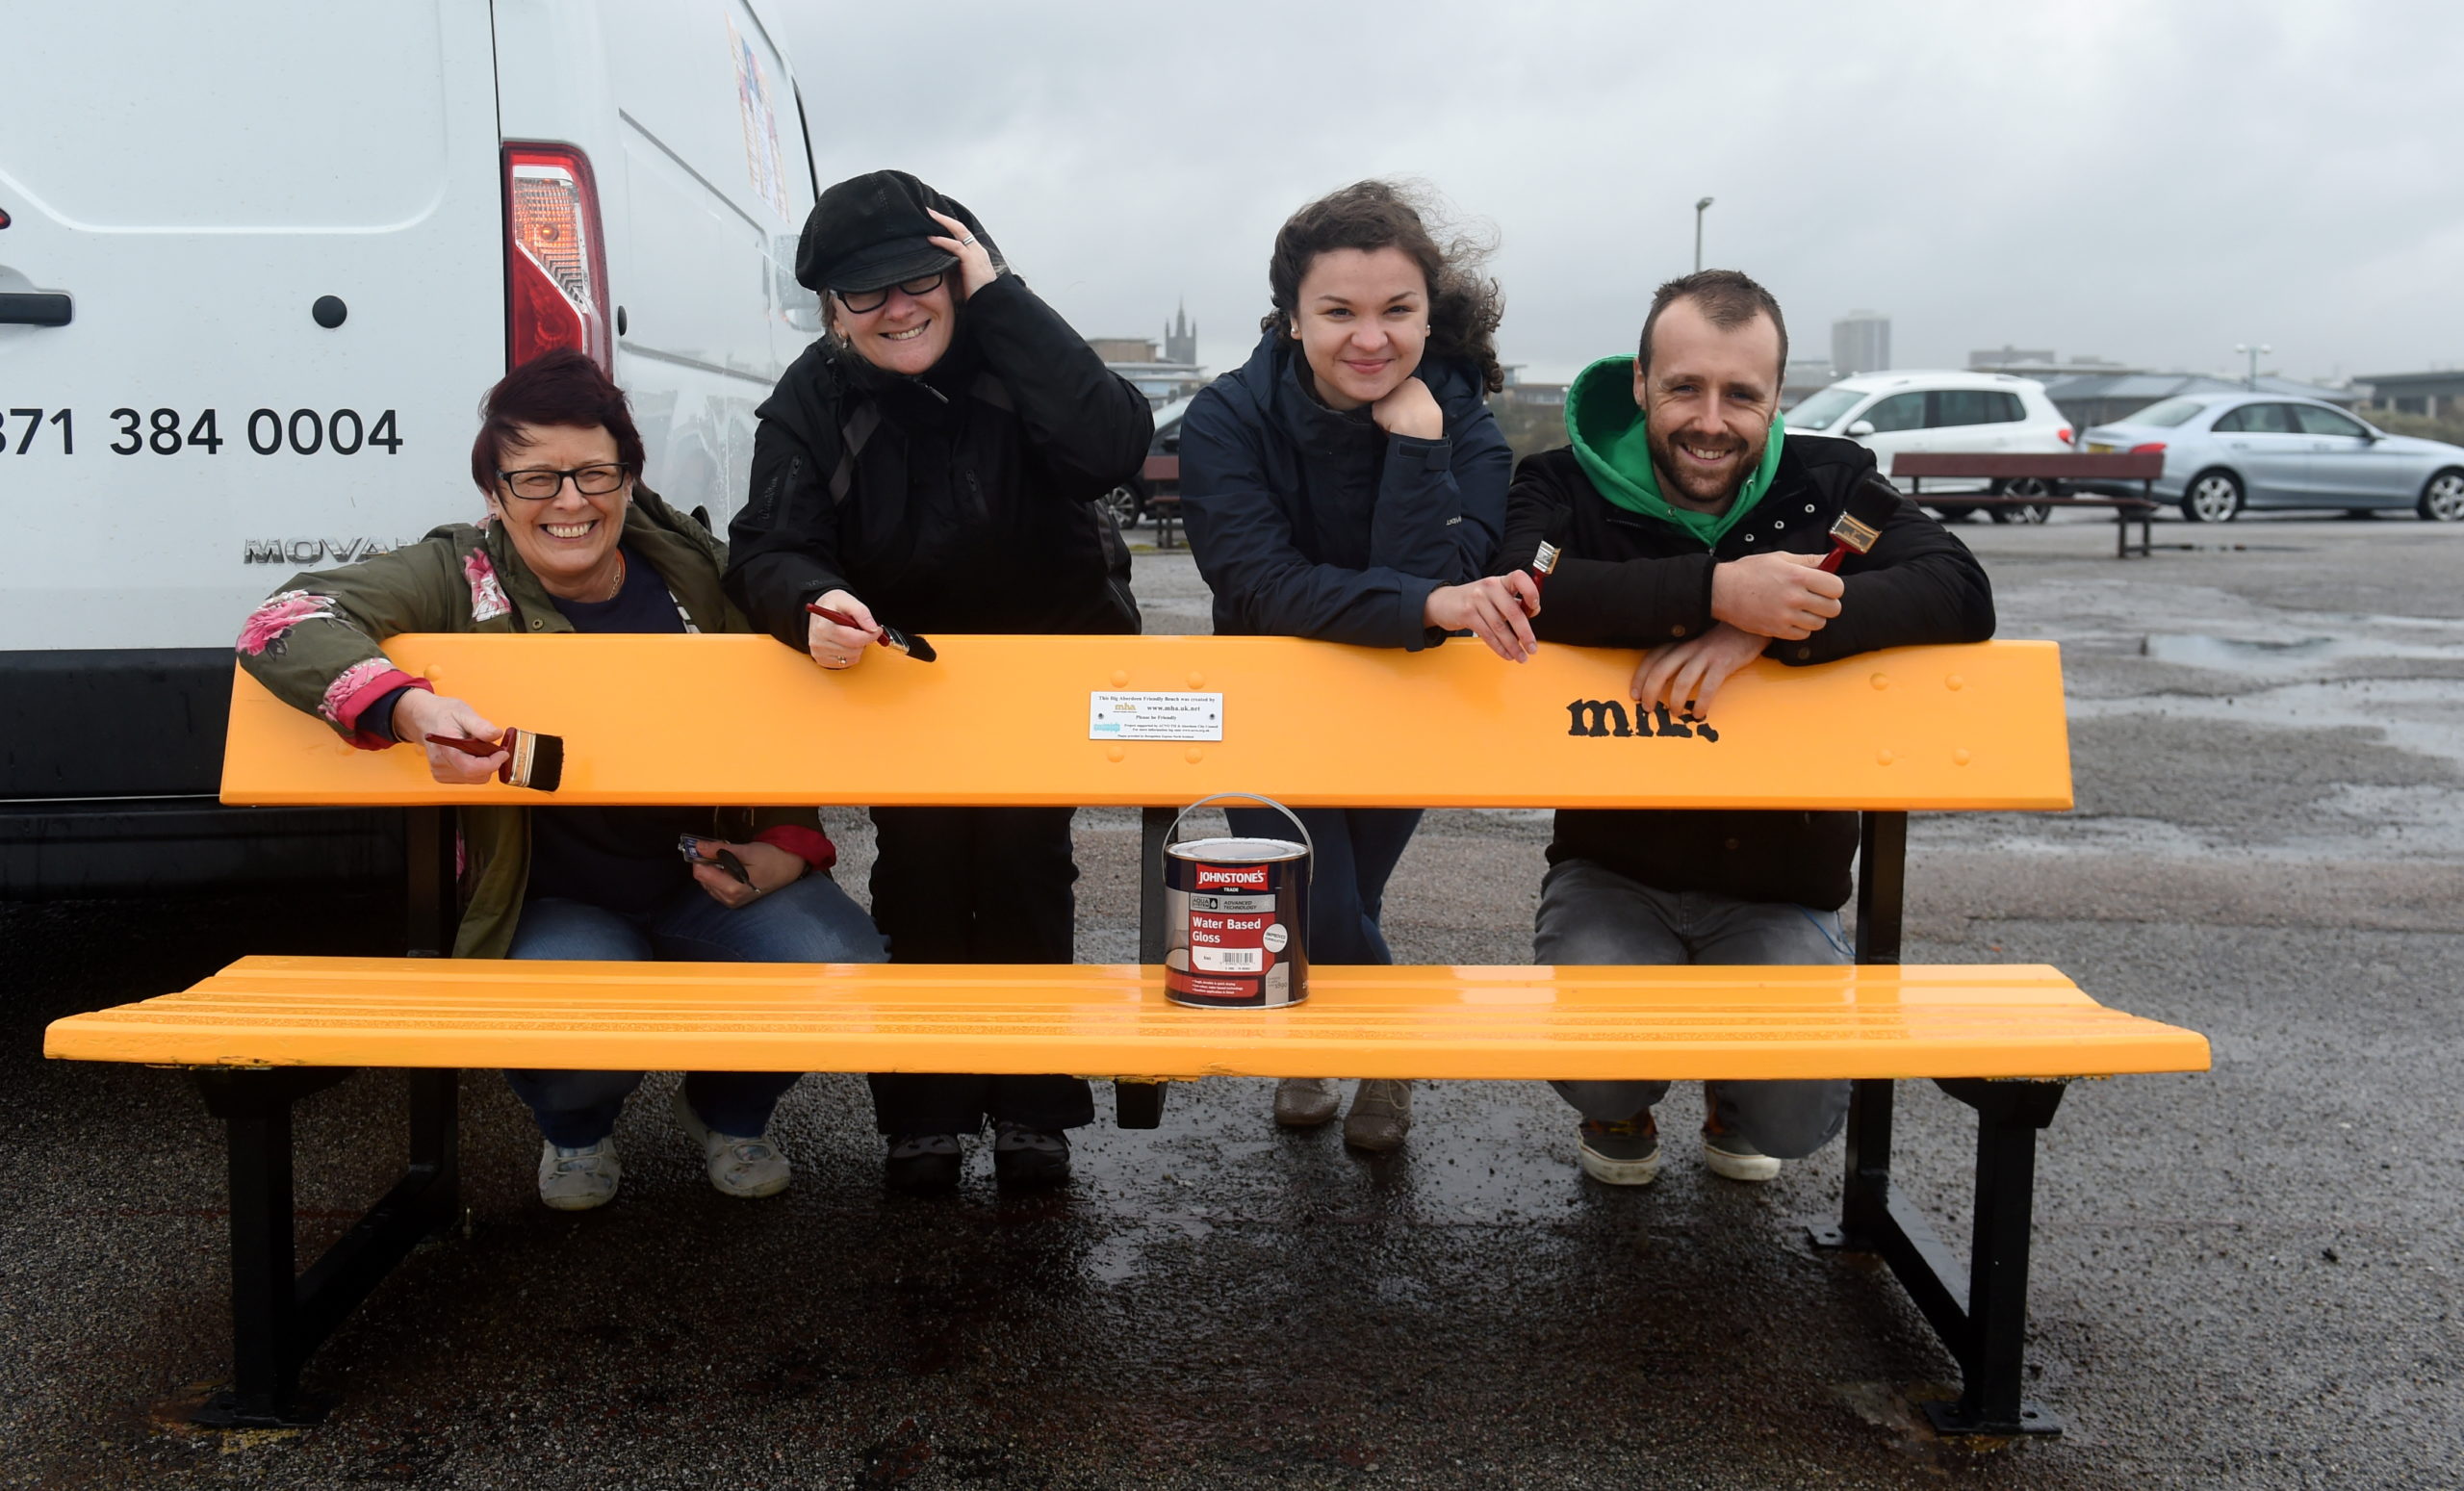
[0, 2, 502, 659]
[584, 0, 821, 526]
[0, 3, 502, 892]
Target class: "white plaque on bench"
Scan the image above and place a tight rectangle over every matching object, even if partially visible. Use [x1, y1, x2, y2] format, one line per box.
[1090, 691, 1224, 742]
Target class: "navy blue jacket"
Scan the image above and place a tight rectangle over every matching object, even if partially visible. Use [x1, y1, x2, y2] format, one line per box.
[1178, 332, 1512, 647]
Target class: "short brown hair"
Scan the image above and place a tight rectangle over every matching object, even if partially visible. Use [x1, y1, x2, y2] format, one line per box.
[469, 348, 646, 496]
[1262, 180, 1506, 395]
[1635, 270, 1788, 387]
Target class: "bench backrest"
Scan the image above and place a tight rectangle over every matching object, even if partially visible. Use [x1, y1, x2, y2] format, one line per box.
[223, 637, 2070, 812]
[1891, 452, 2162, 480]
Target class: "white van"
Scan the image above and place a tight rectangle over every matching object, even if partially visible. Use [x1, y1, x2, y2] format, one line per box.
[0, 0, 822, 896]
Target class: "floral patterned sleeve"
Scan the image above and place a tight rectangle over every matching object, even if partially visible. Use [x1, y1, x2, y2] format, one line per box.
[235, 531, 471, 749]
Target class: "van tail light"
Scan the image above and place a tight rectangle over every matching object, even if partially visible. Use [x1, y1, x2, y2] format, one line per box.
[502, 143, 610, 373]
[2128, 442, 2167, 455]
[2056, 426, 2073, 445]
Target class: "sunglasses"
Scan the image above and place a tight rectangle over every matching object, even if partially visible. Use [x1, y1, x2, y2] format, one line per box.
[834, 271, 947, 315]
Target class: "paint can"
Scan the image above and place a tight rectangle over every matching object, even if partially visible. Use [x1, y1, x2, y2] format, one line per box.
[1163, 793, 1312, 1009]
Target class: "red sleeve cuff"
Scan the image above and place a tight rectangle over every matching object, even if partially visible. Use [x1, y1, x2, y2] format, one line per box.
[337, 671, 432, 750]
[754, 824, 837, 874]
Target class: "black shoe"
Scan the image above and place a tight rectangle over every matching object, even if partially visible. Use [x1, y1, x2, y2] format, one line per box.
[990, 1121, 1070, 1187]
[885, 1133, 962, 1195]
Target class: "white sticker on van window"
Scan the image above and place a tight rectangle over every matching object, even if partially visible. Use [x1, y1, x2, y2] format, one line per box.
[1089, 692, 1224, 742]
[729, 19, 791, 225]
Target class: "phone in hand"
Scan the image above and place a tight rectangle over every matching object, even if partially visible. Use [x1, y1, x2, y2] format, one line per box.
[676, 835, 752, 886]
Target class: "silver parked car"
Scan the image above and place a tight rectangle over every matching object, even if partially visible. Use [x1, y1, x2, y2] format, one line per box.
[2081, 394, 2464, 522]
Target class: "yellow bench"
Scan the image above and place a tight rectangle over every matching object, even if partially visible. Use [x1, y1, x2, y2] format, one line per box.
[45, 634, 2208, 1434]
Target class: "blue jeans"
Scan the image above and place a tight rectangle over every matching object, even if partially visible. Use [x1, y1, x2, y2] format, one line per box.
[1225, 806, 1423, 966]
[1534, 858, 1853, 1160]
[501, 875, 887, 1147]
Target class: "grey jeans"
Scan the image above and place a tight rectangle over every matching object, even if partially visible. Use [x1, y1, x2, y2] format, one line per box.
[1535, 858, 1853, 1160]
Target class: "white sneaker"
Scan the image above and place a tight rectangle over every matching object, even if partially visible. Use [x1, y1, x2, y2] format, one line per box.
[537, 1137, 621, 1211]
[671, 1088, 791, 1198]
[1702, 1126, 1784, 1183]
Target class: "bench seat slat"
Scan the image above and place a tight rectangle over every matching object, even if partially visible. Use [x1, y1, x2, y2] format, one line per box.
[45, 959, 2210, 1083]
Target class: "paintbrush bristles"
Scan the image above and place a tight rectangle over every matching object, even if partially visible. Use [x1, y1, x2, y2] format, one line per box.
[499, 728, 565, 792]
[1829, 482, 1901, 556]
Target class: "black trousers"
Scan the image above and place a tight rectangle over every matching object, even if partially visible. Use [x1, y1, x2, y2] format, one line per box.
[864, 806, 1094, 1134]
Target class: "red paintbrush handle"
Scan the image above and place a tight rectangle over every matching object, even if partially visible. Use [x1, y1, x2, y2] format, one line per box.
[805, 602, 887, 643]
[424, 733, 503, 756]
[1817, 541, 1850, 574]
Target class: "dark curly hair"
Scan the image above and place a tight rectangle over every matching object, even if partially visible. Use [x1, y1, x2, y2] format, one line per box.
[1261, 180, 1505, 395]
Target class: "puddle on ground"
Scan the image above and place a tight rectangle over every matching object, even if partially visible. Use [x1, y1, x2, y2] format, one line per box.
[2141, 633, 2461, 672]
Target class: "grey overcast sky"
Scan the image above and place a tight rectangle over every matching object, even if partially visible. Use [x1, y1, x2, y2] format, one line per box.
[770, 0, 2458, 387]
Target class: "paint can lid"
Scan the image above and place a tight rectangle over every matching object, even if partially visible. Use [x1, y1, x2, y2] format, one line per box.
[1168, 835, 1307, 863]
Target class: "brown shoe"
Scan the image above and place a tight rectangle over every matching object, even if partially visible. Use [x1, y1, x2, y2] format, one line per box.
[1342, 1079, 1412, 1153]
[1272, 1076, 1342, 1128]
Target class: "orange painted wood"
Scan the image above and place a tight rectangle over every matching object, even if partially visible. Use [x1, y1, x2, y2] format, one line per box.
[45, 959, 2209, 1081]
[219, 635, 2071, 811]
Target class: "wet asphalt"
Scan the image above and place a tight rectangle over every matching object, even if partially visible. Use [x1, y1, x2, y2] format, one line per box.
[3, 508, 2460, 1488]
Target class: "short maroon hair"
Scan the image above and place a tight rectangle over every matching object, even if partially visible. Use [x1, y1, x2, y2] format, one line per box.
[469, 349, 647, 496]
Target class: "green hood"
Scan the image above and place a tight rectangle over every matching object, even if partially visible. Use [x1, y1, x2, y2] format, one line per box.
[1565, 355, 1785, 548]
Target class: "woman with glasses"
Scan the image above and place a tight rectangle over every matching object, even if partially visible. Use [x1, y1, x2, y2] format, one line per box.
[1177, 181, 1533, 1153]
[727, 168, 1148, 1195]
[235, 348, 886, 1214]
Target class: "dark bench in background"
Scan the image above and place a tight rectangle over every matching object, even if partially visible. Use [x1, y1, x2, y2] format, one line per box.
[1892, 451, 2163, 558]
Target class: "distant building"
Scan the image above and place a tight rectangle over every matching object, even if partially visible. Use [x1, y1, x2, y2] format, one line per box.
[1091, 305, 1207, 408]
[1969, 346, 2054, 369]
[2357, 369, 2464, 419]
[1968, 350, 2131, 377]
[1782, 357, 1837, 408]
[1163, 301, 1197, 366]
[1490, 364, 1567, 409]
[1832, 311, 1889, 377]
[2039, 372, 2363, 430]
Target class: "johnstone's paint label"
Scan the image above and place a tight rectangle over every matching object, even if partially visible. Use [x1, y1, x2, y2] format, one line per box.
[1164, 836, 1309, 1009]
[1089, 691, 1223, 741]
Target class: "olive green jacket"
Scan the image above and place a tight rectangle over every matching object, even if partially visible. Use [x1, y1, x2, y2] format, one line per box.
[235, 485, 824, 958]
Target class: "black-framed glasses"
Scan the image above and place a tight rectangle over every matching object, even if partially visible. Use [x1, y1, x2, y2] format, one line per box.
[497, 463, 633, 500]
[834, 271, 946, 315]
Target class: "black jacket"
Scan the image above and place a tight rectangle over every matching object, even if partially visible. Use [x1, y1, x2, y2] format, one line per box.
[1493, 433, 1995, 909]
[1178, 333, 1512, 646]
[726, 274, 1148, 641]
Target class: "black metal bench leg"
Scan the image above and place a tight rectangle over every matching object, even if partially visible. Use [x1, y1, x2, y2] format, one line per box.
[1110, 806, 1179, 1130]
[1926, 1077, 2067, 1437]
[189, 1066, 461, 1427]
[192, 1067, 350, 1426]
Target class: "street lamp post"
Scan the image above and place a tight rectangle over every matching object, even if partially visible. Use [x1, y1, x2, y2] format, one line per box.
[1694, 196, 1714, 272]
[2234, 343, 2272, 391]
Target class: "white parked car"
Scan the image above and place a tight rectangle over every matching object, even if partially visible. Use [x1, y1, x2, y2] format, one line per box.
[0, 0, 823, 896]
[1785, 371, 2074, 521]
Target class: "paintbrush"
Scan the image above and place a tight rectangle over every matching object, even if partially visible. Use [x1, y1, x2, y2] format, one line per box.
[1523, 513, 1571, 614]
[1816, 481, 1902, 573]
[805, 602, 938, 662]
[424, 727, 565, 792]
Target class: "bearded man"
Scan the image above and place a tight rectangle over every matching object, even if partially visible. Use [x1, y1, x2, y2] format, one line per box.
[1492, 269, 1994, 1187]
